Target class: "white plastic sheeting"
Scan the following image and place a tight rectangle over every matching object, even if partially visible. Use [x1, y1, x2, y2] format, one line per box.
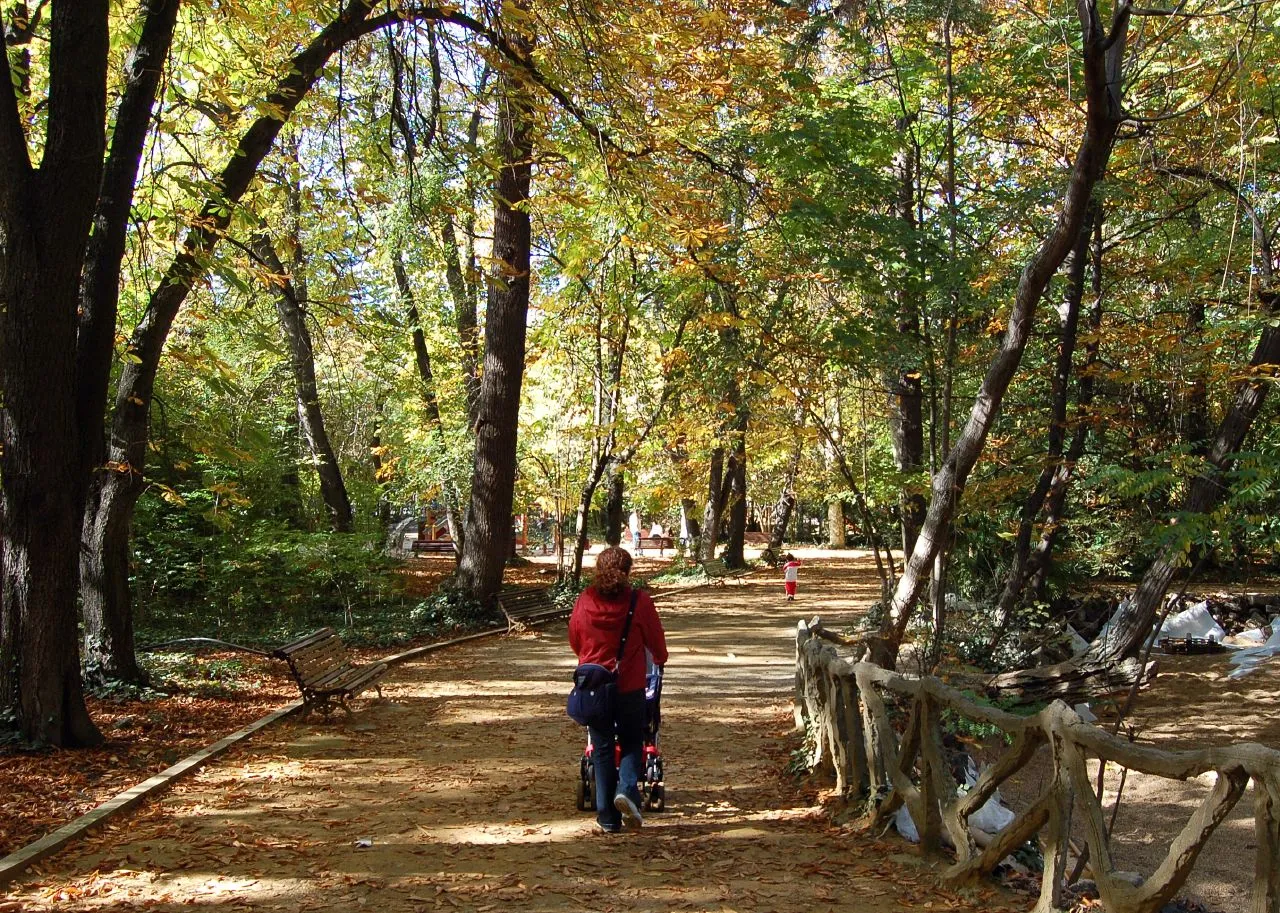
[894, 759, 1016, 845]
[1228, 624, 1280, 680]
[1156, 601, 1226, 642]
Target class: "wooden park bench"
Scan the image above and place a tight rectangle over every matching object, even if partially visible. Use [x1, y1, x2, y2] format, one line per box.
[497, 585, 567, 632]
[272, 627, 388, 718]
[701, 557, 750, 586]
[411, 537, 455, 556]
[635, 535, 675, 556]
[743, 531, 771, 546]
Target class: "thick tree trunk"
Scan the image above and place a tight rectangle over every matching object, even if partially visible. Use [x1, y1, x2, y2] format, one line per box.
[254, 232, 353, 533]
[870, 2, 1129, 669]
[992, 204, 1096, 628]
[0, 3, 111, 745]
[828, 501, 847, 548]
[80, 470, 146, 687]
[456, 3, 533, 598]
[604, 466, 625, 546]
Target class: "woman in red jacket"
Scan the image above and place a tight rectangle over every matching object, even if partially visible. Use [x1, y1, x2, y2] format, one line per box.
[569, 546, 668, 833]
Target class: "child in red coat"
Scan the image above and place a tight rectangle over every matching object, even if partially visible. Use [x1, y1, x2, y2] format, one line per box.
[782, 554, 801, 601]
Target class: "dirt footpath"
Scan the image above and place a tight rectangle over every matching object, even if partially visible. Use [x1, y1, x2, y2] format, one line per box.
[4, 555, 1021, 913]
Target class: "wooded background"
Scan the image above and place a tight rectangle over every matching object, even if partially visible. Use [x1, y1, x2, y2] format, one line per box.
[1, 0, 1277, 746]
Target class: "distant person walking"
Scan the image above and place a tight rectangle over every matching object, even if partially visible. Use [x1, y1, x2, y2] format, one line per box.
[569, 546, 668, 833]
[782, 554, 802, 601]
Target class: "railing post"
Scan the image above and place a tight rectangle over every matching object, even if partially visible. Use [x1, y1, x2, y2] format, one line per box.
[1255, 775, 1280, 913]
[1034, 728, 1075, 913]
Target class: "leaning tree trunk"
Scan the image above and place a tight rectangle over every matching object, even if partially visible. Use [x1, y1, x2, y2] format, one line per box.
[456, 3, 534, 598]
[870, 1, 1129, 669]
[254, 231, 353, 533]
[0, 3, 111, 745]
[992, 203, 1096, 631]
[79, 0, 407, 694]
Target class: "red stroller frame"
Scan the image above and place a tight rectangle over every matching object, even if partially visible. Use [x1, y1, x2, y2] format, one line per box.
[576, 665, 665, 812]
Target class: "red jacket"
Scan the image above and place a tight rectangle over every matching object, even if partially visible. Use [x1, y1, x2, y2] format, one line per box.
[569, 585, 668, 693]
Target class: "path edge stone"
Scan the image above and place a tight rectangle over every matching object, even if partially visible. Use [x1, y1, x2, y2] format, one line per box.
[0, 620, 555, 889]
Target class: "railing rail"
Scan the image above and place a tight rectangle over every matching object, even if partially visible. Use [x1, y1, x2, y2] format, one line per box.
[794, 618, 1280, 913]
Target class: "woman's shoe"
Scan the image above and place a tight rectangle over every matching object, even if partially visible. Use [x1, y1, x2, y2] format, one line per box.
[614, 793, 644, 829]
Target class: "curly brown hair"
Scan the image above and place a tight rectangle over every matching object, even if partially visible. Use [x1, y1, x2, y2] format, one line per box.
[593, 546, 633, 597]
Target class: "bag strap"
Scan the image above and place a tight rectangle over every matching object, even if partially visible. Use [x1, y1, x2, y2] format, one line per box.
[614, 589, 638, 672]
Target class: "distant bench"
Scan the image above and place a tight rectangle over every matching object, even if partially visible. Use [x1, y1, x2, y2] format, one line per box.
[636, 535, 675, 556]
[498, 585, 567, 632]
[743, 531, 771, 546]
[411, 537, 454, 555]
[701, 557, 749, 586]
[273, 627, 387, 718]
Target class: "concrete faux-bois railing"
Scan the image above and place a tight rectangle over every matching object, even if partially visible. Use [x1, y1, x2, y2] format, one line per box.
[794, 618, 1280, 913]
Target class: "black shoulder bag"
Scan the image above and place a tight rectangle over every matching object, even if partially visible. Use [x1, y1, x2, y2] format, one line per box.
[566, 590, 638, 727]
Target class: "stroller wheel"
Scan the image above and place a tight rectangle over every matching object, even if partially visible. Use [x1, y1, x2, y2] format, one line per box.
[647, 784, 665, 812]
[576, 776, 588, 811]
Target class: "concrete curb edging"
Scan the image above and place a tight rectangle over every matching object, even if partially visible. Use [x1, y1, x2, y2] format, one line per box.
[0, 619, 561, 890]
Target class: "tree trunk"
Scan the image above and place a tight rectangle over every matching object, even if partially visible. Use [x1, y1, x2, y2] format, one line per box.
[889, 117, 926, 556]
[870, 2, 1129, 669]
[699, 448, 726, 561]
[80, 470, 147, 687]
[253, 231, 353, 533]
[456, 1, 534, 598]
[992, 204, 1096, 629]
[722, 402, 749, 569]
[828, 501, 847, 548]
[1024, 210, 1106, 600]
[985, 656, 1156, 706]
[77, 0, 411, 700]
[0, 3, 111, 746]
[768, 424, 804, 551]
[393, 250, 463, 554]
[604, 466, 625, 546]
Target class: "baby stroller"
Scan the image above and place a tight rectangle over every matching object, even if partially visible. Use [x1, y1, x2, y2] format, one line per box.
[576, 664, 665, 812]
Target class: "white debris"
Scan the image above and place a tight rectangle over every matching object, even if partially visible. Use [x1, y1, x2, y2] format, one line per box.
[1228, 626, 1280, 679]
[1224, 628, 1267, 648]
[894, 803, 919, 842]
[1073, 702, 1098, 723]
[1066, 624, 1090, 656]
[1156, 600, 1225, 642]
[893, 758, 1015, 845]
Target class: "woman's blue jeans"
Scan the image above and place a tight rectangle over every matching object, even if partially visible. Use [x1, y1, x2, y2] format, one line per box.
[588, 688, 645, 829]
